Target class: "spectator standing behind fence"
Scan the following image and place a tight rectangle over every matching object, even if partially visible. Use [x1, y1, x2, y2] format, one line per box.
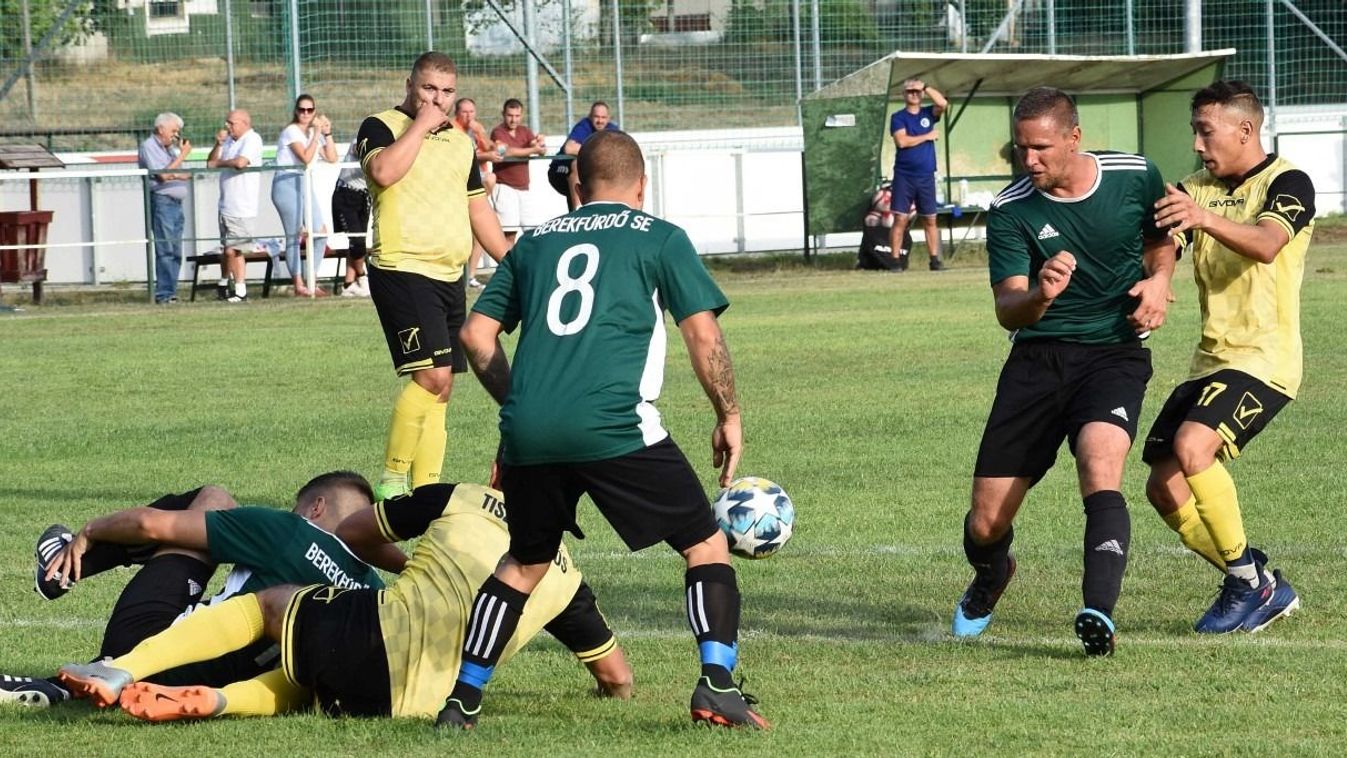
[490, 98, 547, 246]
[889, 79, 948, 272]
[452, 97, 497, 289]
[547, 101, 620, 212]
[138, 113, 191, 304]
[272, 95, 338, 297]
[333, 141, 371, 298]
[206, 110, 264, 303]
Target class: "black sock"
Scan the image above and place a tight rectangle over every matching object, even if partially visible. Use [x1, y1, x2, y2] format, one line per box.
[963, 513, 1013, 585]
[685, 563, 741, 688]
[77, 489, 206, 578]
[1081, 490, 1130, 617]
[449, 575, 529, 712]
[98, 553, 214, 659]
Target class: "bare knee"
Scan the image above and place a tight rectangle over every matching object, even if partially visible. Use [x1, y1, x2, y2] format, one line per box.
[189, 486, 238, 512]
[680, 529, 730, 567]
[255, 585, 301, 641]
[412, 368, 454, 401]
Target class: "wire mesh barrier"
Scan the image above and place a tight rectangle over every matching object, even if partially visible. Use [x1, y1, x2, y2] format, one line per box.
[0, 1, 1343, 151]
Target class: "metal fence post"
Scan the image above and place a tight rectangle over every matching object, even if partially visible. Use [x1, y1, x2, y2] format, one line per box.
[142, 171, 155, 302]
[1266, 0, 1277, 132]
[1125, 0, 1135, 56]
[288, 0, 302, 101]
[1186, 0, 1202, 53]
[425, 0, 435, 49]
[1048, 0, 1057, 55]
[525, 0, 540, 134]
[563, 0, 574, 128]
[792, 0, 803, 127]
[810, 0, 821, 91]
[225, 0, 236, 109]
[612, 0, 624, 126]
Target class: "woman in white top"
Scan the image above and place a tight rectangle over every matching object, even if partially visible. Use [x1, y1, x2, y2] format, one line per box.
[271, 94, 337, 296]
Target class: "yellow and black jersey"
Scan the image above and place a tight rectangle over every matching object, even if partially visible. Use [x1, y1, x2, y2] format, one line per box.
[1179, 154, 1315, 397]
[371, 483, 581, 719]
[356, 107, 485, 282]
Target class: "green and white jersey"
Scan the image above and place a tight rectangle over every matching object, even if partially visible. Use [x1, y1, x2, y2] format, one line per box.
[473, 201, 729, 465]
[987, 151, 1168, 344]
[202, 507, 383, 607]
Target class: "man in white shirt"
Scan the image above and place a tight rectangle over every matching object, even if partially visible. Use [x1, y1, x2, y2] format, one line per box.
[206, 110, 264, 302]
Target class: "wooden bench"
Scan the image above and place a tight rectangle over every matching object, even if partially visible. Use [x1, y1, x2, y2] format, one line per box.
[187, 248, 354, 301]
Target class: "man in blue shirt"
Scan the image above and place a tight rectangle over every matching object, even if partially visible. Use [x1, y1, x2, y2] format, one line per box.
[889, 79, 948, 271]
[547, 101, 620, 211]
[137, 113, 192, 303]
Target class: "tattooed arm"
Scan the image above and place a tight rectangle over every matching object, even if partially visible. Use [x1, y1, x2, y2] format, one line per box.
[459, 313, 512, 405]
[679, 310, 742, 487]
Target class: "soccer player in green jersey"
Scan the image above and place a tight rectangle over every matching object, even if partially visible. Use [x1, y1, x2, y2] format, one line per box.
[951, 88, 1176, 655]
[440, 130, 765, 730]
[3, 472, 386, 709]
[49, 481, 631, 722]
[1143, 81, 1310, 634]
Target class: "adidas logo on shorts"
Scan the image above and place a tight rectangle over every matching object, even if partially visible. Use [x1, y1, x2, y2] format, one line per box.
[1111, 406, 1129, 421]
[1037, 223, 1060, 240]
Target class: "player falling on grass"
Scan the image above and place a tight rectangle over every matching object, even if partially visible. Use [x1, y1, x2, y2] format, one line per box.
[440, 129, 765, 730]
[56, 481, 632, 721]
[1142, 80, 1310, 634]
[357, 51, 511, 502]
[1, 472, 386, 709]
[952, 87, 1175, 655]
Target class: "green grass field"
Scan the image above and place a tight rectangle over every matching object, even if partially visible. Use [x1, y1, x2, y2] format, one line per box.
[2, 238, 1346, 755]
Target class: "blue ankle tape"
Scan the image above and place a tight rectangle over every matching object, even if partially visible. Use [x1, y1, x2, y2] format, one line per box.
[698, 640, 738, 671]
[457, 661, 495, 690]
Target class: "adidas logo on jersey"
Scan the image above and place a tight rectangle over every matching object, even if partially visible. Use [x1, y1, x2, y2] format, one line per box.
[1111, 407, 1129, 421]
[1037, 224, 1060, 240]
[1094, 539, 1125, 556]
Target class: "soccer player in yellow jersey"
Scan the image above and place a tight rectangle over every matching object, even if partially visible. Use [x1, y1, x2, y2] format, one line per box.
[1144, 80, 1313, 634]
[356, 52, 512, 501]
[58, 482, 632, 721]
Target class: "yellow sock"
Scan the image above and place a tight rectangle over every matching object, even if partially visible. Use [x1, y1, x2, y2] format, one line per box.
[1162, 497, 1224, 569]
[409, 399, 448, 488]
[112, 595, 265, 681]
[383, 381, 440, 481]
[1187, 461, 1247, 566]
[219, 668, 311, 717]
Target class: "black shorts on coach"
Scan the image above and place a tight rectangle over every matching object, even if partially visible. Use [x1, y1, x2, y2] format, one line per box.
[500, 437, 720, 565]
[1142, 368, 1291, 464]
[368, 265, 467, 376]
[282, 585, 392, 718]
[974, 339, 1152, 484]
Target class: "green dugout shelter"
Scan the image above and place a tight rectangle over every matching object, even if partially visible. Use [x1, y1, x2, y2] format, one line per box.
[801, 50, 1235, 243]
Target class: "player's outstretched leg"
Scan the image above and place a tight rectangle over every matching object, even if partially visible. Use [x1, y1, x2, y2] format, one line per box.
[57, 660, 133, 708]
[0, 674, 70, 707]
[1076, 490, 1130, 656]
[120, 682, 224, 722]
[437, 574, 531, 730]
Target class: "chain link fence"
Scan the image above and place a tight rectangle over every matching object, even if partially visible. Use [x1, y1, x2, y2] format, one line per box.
[0, 1, 1343, 151]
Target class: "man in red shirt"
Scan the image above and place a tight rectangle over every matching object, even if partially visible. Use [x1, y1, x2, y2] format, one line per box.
[490, 98, 547, 245]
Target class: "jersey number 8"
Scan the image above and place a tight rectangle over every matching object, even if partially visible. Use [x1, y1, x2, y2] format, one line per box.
[546, 243, 600, 336]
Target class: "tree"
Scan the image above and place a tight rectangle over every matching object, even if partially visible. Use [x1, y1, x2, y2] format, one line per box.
[0, 0, 96, 63]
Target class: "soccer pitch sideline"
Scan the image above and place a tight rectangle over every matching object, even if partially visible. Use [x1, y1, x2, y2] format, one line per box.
[2, 238, 1346, 755]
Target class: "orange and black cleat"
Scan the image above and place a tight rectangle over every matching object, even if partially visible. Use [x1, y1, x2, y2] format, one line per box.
[119, 682, 224, 722]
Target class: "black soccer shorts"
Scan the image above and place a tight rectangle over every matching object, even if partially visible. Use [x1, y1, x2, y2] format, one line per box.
[1142, 368, 1292, 464]
[974, 339, 1152, 484]
[281, 584, 392, 718]
[500, 437, 720, 565]
[368, 265, 467, 376]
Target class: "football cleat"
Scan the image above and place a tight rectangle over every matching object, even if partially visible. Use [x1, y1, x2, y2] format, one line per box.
[951, 555, 1016, 638]
[0, 675, 70, 707]
[690, 676, 769, 729]
[57, 660, 134, 708]
[1074, 608, 1116, 656]
[1195, 571, 1275, 634]
[119, 682, 224, 722]
[1241, 569, 1300, 633]
[435, 697, 479, 730]
[34, 524, 74, 600]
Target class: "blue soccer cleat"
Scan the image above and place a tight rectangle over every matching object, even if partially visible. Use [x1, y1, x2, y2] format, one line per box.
[1074, 608, 1116, 656]
[1194, 570, 1275, 634]
[952, 555, 1016, 638]
[1241, 569, 1300, 633]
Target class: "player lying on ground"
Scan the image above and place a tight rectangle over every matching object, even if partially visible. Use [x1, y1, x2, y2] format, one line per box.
[0, 472, 388, 708]
[59, 482, 633, 721]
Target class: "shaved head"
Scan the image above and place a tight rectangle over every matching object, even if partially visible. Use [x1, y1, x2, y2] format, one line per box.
[576, 130, 644, 191]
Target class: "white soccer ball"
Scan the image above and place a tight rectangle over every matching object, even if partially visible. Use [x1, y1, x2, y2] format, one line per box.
[712, 477, 795, 559]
